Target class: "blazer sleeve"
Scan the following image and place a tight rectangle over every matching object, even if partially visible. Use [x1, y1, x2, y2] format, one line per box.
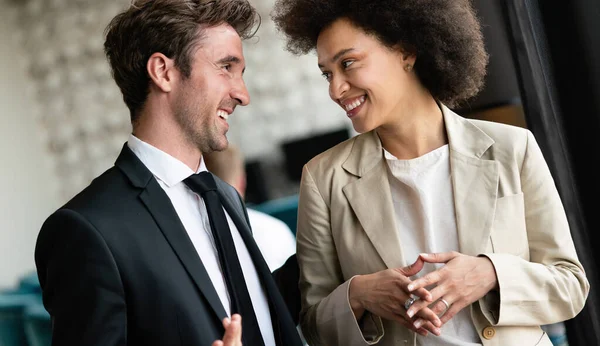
[35, 208, 127, 346]
[297, 165, 384, 346]
[479, 130, 590, 326]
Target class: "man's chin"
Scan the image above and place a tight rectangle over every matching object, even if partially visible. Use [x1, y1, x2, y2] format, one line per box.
[210, 138, 229, 152]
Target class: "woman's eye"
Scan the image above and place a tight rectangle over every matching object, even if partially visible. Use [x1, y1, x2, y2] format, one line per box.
[321, 72, 332, 82]
[342, 60, 354, 69]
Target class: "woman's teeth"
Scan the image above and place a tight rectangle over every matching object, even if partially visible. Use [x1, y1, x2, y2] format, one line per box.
[345, 95, 366, 111]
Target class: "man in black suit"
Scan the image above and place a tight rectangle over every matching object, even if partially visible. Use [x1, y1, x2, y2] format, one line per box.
[34, 1, 302, 345]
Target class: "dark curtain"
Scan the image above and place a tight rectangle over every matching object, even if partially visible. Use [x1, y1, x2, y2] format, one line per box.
[501, 1, 600, 345]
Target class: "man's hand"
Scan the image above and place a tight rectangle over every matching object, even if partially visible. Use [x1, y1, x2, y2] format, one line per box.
[212, 314, 242, 346]
[406, 252, 498, 326]
[349, 257, 442, 336]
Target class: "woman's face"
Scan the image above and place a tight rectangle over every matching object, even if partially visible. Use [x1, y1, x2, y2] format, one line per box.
[317, 18, 416, 133]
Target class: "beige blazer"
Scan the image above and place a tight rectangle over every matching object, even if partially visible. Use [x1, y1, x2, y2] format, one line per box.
[296, 105, 589, 346]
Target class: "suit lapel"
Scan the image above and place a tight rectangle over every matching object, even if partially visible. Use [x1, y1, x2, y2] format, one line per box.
[443, 105, 499, 255]
[115, 145, 227, 321]
[215, 177, 252, 234]
[217, 185, 270, 274]
[342, 132, 406, 269]
[214, 178, 273, 279]
[116, 144, 300, 344]
[217, 180, 301, 346]
[139, 181, 228, 320]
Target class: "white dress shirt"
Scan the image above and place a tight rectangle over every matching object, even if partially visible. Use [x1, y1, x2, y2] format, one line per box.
[385, 145, 481, 346]
[128, 135, 275, 346]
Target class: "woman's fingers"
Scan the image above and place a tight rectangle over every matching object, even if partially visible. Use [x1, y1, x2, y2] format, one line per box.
[419, 252, 460, 264]
[411, 287, 433, 302]
[399, 256, 426, 277]
[410, 305, 442, 327]
[407, 270, 444, 293]
[413, 318, 441, 336]
[395, 295, 441, 331]
[440, 301, 464, 325]
[391, 313, 429, 336]
[407, 284, 448, 318]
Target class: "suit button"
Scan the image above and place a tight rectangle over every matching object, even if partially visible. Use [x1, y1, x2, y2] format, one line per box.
[482, 326, 496, 340]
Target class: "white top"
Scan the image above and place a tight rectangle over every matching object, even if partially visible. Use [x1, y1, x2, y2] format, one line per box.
[385, 145, 481, 346]
[127, 135, 275, 346]
[247, 208, 297, 272]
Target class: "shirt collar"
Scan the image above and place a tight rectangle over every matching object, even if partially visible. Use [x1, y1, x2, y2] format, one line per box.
[127, 134, 206, 188]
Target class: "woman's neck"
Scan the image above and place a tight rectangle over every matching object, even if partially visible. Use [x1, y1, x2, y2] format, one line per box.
[376, 97, 447, 160]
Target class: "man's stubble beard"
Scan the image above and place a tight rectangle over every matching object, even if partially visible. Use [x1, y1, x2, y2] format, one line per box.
[174, 92, 228, 155]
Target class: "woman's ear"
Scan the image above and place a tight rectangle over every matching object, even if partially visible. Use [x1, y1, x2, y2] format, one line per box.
[393, 44, 417, 72]
[400, 51, 417, 72]
[147, 52, 176, 93]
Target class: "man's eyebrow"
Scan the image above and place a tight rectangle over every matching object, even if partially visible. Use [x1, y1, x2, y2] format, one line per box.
[217, 55, 241, 65]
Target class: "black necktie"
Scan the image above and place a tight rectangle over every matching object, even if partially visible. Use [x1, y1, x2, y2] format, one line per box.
[184, 172, 265, 346]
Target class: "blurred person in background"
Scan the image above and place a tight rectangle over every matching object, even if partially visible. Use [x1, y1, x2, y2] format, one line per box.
[272, 0, 590, 345]
[203, 144, 297, 272]
[34, 1, 303, 345]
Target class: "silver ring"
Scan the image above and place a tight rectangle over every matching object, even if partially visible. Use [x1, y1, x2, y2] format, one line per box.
[404, 296, 417, 310]
[439, 298, 450, 311]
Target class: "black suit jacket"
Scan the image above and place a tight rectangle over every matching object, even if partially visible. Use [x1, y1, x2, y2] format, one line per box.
[34, 145, 303, 346]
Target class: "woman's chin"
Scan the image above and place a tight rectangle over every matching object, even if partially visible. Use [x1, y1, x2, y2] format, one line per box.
[351, 119, 375, 134]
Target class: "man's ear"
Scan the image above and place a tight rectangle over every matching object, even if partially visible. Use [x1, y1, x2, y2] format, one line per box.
[147, 52, 177, 93]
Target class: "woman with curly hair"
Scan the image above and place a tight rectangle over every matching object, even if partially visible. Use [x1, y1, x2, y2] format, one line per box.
[271, 1, 589, 345]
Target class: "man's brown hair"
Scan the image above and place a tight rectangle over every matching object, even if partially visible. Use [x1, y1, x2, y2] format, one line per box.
[104, 0, 260, 123]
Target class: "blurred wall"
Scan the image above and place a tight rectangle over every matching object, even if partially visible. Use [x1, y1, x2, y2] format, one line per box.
[8, 0, 348, 202]
[0, 3, 60, 289]
[0, 0, 349, 286]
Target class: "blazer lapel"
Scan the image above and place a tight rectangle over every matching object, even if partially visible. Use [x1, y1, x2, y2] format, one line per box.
[339, 105, 500, 266]
[443, 105, 499, 255]
[116, 145, 228, 321]
[449, 152, 498, 255]
[342, 132, 406, 269]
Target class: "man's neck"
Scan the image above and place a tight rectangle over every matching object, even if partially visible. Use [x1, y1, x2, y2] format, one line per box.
[133, 112, 202, 172]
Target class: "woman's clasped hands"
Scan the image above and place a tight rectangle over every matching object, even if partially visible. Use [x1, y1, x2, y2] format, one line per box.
[348, 252, 498, 337]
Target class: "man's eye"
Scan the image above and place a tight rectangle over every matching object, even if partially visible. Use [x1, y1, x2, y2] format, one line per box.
[222, 64, 231, 71]
[321, 72, 332, 82]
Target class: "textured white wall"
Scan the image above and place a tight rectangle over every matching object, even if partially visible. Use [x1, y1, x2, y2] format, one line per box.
[233, 0, 349, 160]
[0, 1, 61, 289]
[8, 0, 350, 202]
